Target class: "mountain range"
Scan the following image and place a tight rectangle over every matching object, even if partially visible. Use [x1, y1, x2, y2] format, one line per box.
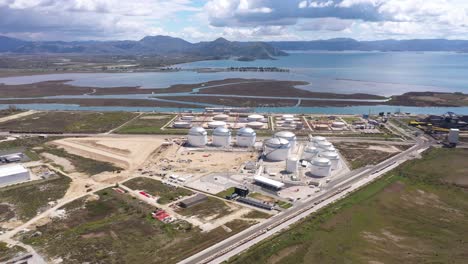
[1, 36, 468, 58]
[0, 35, 287, 60]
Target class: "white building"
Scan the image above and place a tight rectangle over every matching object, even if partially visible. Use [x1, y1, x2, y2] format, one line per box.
[187, 127, 208, 147]
[254, 175, 285, 189]
[0, 164, 30, 186]
[236, 127, 257, 147]
[212, 127, 231, 147]
[264, 137, 291, 161]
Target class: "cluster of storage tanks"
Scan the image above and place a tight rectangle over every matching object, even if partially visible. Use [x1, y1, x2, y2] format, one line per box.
[262, 133, 340, 178]
[187, 126, 257, 148]
[305, 136, 341, 177]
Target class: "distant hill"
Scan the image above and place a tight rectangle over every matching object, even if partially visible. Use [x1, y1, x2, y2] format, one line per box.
[268, 38, 468, 52]
[0, 35, 287, 60]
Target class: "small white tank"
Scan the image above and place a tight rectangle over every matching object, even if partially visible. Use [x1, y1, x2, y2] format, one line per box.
[208, 121, 227, 129]
[247, 122, 264, 129]
[286, 157, 298, 173]
[274, 131, 297, 150]
[448, 128, 460, 144]
[173, 121, 191, 128]
[316, 141, 333, 150]
[310, 157, 332, 177]
[311, 136, 327, 145]
[302, 145, 319, 160]
[236, 127, 256, 147]
[264, 137, 291, 161]
[320, 151, 340, 170]
[332, 121, 346, 128]
[247, 114, 264, 122]
[187, 127, 207, 147]
[212, 127, 231, 147]
[213, 114, 229, 121]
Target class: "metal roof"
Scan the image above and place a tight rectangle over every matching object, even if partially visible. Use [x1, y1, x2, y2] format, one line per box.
[254, 175, 285, 189]
[265, 137, 290, 148]
[188, 126, 207, 136]
[213, 127, 231, 136]
[0, 164, 28, 178]
[237, 127, 256, 137]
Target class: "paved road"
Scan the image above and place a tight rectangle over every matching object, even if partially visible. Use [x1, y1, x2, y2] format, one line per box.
[180, 136, 433, 264]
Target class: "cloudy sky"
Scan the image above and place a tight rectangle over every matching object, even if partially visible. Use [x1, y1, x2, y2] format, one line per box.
[1, 0, 468, 41]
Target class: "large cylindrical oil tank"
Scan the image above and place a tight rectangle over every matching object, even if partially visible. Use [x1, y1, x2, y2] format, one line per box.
[236, 127, 256, 147]
[302, 145, 319, 160]
[212, 127, 231, 147]
[264, 138, 291, 161]
[319, 151, 340, 170]
[310, 157, 332, 177]
[208, 121, 227, 129]
[311, 136, 327, 145]
[187, 127, 208, 147]
[247, 114, 264, 122]
[274, 131, 297, 150]
[316, 141, 333, 150]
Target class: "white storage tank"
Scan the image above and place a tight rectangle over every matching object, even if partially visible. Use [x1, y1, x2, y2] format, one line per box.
[208, 121, 227, 129]
[286, 157, 299, 173]
[274, 131, 297, 150]
[181, 115, 195, 121]
[320, 151, 340, 170]
[302, 145, 319, 161]
[173, 121, 191, 128]
[212, 127, 231, 147]
[187, 127, 208, 147]
[213, 114, 229, 121]
[264, 138, 291, 161]
[332, 121, 346, 128]
[311, 136, 327, 145]
[316, 141, 333, 150]
[236, 127, 256, 147]
[247, 122, 264, 129]
[448, 128, 460, 144]
[247, 114, 264, 122]
[310, 157, 332, 177]
[321, 145, 336, 153]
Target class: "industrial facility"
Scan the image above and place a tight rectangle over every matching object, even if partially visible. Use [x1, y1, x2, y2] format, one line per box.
[0, 164, 30, 186]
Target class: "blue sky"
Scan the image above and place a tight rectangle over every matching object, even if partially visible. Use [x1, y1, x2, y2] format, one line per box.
[1, 0, 468, 41]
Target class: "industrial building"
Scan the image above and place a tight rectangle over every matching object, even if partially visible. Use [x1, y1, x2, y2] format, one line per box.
[237, 197, 274, 210]
[254, 175, 285, 190]
[187, 127, 208, 147]
[0, 164, 30, 186]
[212, 127, 231, 147]
[179, 193, 208, 208]
[0, 153, 24, 163]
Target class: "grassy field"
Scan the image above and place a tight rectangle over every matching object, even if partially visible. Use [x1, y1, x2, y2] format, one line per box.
[0, 242, 27, 262]
[123, 177, 193, 204]
[0, 108, 23, 118]
[39, 146, 122, 175]
[116, 113, 175, 134]
[335, 142, 408, 169]
[249, 192, 292, 209]
[228, 148, 468, 264]
[22, 189, 254, 264]
[216, 187, 236, 198]
[0, 111, 137, 133]
[177, 197, 232, 219]
[0, 136, 53, 161]
[0, 174, 71, 221]
[340, 116, 361, 124]
[242, 210, 272, 219]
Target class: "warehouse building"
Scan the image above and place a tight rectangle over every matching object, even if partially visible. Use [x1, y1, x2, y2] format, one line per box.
[179, 193, 207, 208]
[0, 164, 30, 186]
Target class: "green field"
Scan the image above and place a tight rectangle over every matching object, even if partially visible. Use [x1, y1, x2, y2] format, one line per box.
[22, 189, 253, 264]
[0, 136, 54, 161]
[123, 177, 193, 204]
[228, 148, 468, 264]
[335, 142, 408, 169]
[0, 174, 71, 221]
[0, 242, 27, 262]
[116, 114, 176, 134]
[0, 111, 137, 133]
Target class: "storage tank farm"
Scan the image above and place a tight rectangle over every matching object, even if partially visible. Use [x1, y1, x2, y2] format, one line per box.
[236, 127, 257, 147]
[187, 127, 208, 147]
[212, 127, 231, 147]
[319, 151, 340, 170]
[310, 157, 332, 177]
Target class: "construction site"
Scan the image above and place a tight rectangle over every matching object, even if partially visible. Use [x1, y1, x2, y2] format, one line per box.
[0, 109, 466, 264]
